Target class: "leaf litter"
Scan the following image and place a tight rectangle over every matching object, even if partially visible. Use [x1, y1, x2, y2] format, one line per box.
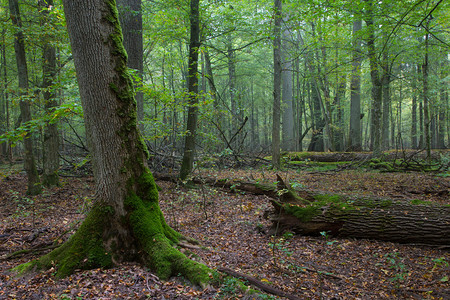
[0, 168, 449, 299]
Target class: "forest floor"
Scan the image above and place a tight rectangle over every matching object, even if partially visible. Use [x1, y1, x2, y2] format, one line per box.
[0, 165, 449, 299]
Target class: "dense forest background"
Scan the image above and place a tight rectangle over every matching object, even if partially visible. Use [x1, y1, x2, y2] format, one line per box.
[0, 0, 449, 183]
[0, 1, 449, 299]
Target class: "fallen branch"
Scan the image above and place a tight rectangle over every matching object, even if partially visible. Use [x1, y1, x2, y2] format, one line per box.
[218, 267, 302, 300]
[0, 243, 58, 261]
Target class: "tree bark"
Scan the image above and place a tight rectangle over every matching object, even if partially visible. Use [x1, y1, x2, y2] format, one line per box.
[348, 19, 363, 151]
[411, 65, 418, 149]
[16, 0, 210, 285]
[117, 0, 144, 128]
[281, 16, 295, 151]
[8, 0, 41, 195]
[0, 27, 6, 160]
[365, 1, 382, 157]
[422, 22, 431, 161]
[267, 179, 450, 246]
[179, 0, 200, 180]
[269, 193, 450, 246]
[381, 52, 390, 150]
[272, 0, 282, 168]
[39, 0, 60, 187]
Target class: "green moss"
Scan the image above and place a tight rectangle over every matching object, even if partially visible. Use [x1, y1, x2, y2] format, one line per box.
[136, 170, 159, 203]
[284, 203, 320, 222]
[12, 261, 34, 275]
[313, 194, 342, 203]
[125, 186, 210, 284]
[282, 194, 359, 222]
[410, 199, 433, 206]
[15, 203, 113, 278]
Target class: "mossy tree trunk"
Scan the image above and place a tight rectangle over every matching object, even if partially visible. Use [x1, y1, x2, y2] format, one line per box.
[16, 0, 210, 285]
[269, 190, 450, 246]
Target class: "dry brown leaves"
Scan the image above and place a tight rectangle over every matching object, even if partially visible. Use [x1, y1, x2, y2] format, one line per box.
[0, 168, 449, 299]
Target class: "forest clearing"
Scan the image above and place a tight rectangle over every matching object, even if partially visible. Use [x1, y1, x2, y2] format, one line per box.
[1, 154, 449, 299]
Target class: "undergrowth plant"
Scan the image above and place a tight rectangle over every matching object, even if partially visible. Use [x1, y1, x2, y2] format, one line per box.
[384, 252, 409, 288]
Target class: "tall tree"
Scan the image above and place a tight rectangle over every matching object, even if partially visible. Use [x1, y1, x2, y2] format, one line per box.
[39, 0, 60, 187]
[281, 15, 294, 151]
[422, 20, 431, 160]
[272, 0, 282, 168]
[381, 52, 391, 150]
[364, 0, 383, 157]
[411, 65, 419, 149]
[8, 0, 41, 194]
[437, 52, 447, 149]
[179, 0, 200, 180]
[18, 0, 210, 283]
[0, 26, 6, 160]
[117, 0, 144, 127]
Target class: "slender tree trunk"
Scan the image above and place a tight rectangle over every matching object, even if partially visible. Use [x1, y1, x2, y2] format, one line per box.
[381, 52, 390, 150]
[295, 47, 302, 151]
[365, 4, 382, 158]
[39, 0, 60, 187]
[422, 24, 431, 161]
[0, 27, 6, 160]
[281, 16, 295, 151]
[333, 76, 346, 151]
[419, 100, 424, 149]
[438, 55, 447, 149]
[397, 90, 402, 148]
[179, 0, 200, 180]
[272, 0, 282, 168]
[117, 0, 144, 127]
[348, 19, 362, 151]
[8, 0, 41, 195]
[411, 65, 418, 149]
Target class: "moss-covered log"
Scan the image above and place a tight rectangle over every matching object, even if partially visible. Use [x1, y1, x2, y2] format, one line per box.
[13, 0, 212, 286]
[160, 173, 450, 247]
[269, 191, 450, 246]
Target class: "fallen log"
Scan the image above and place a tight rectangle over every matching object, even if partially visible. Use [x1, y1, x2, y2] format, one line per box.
[153, 173, 450, 246]
[269, 177, 450, 246]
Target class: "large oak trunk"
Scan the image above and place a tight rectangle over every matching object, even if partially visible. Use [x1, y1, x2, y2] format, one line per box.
[14, 0, 210, 285]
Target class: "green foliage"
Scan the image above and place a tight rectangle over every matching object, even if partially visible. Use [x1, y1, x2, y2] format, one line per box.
[320, 231, 337, 246]
[383, 252, 409, 288]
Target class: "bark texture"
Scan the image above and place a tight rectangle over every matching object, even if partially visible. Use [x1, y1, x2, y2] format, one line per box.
[365, 2, 382, 157]
[16, 0, 210, 284]
[39, 0, 60, 187]
[348, 19, 362, 151]
[281, 17, 294, 151]
[268, 186, 450, 246]
[272, 0, 282, 168]
[117, 0, 144, 126]
[179, 0, 200, 180]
